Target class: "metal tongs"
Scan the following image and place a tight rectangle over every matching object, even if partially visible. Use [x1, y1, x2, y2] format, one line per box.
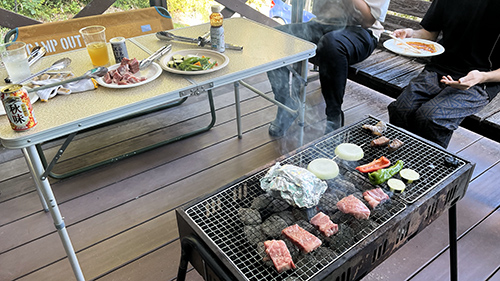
[26, 66, 108, 93]
[156, 31, 243, 51]
[139, 44, 172, 69]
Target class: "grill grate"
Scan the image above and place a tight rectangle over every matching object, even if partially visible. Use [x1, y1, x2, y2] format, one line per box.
[315, 116, 466, 203]
[186, 146, 406, 281]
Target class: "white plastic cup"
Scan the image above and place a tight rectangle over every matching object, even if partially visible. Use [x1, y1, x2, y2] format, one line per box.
[79, 25, 110, 66]
[0, 41, 31, 83]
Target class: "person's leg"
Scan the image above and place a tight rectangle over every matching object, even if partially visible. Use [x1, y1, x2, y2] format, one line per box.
[388, 70, 443, 133]
[317, 26, 377, 134]
[267, 22, 326, 137]
[413, 84, 489, 148]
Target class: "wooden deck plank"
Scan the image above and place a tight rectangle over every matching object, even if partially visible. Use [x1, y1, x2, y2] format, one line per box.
[0, 76, 281, 225]
[1, 71, 499, 281]
[362, 137, 500, 281]
[0, 100, 280, 256]
[410, 209, 500, 281]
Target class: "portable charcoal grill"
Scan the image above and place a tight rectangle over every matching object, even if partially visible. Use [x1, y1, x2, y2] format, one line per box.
[176, 116, 474, 281]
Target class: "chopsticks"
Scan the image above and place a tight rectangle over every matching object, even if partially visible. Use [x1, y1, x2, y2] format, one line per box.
[384, 31, 422, 54]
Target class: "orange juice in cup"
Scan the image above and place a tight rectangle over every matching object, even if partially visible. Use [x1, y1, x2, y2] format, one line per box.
[79, 25, 110, 66]
[87, 42, 109, 66]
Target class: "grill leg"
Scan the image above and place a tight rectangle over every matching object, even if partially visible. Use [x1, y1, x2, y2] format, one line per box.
[177, 235, 233, 281]
[449, 204, 458, 281]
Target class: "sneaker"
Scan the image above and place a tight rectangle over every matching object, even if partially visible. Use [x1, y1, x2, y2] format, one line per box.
[324, 113, 344, 135]
[268, 108, 298, 137]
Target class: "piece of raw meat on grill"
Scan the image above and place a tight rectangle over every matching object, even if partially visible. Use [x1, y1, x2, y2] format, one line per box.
[256, 242, 274, 267]
[363, 188, 390, 209]
[388, 138, 404, 153]
[370, 136, 391, 147]
[264, 240, 296, 273]
[310, 212, 339, 237]
[336, 195, 371, 220]
[282, 224, 322, 253]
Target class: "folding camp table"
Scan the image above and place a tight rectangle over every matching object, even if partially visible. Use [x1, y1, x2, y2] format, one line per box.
[0, 18, 316, 280]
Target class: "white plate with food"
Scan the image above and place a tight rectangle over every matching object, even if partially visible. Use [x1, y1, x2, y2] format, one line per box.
[95, 62, 162, 89]
[383, 38, 445, 57]
[159, 49, 229, 75]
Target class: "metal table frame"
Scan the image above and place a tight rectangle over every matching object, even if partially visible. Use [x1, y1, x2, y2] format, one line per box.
[0, 18, 316, 280]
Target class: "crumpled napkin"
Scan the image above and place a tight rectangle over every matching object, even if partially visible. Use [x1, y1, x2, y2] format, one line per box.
[29, 76, 97, 102]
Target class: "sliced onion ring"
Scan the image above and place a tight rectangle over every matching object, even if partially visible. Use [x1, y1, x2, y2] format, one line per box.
[334, 143, 364, 161]
[307, 158, 339, 180]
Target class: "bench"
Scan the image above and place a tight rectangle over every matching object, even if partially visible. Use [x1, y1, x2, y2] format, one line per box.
[347, 0, 500, 142]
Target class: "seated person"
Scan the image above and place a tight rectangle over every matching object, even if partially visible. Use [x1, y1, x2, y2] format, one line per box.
[267, 0, 390, 137]
[388, 0, 500, 149]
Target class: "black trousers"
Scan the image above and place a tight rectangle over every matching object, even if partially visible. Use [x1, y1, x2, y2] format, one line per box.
[267, 20, 377, 124]
[388, 70, 490, 148]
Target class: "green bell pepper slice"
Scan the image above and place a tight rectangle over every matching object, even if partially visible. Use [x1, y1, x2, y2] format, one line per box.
[368, 160, 404, 185]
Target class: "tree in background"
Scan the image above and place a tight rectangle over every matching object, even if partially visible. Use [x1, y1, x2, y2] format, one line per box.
[0, 0, 268, 23]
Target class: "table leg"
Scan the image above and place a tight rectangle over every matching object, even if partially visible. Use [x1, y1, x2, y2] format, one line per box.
[234, 81, 242, 138]
[449, 204, 458, 281]
[23, 145, 86, 281]
[22, 147, 48, 211]
[297, 59, 309, 147]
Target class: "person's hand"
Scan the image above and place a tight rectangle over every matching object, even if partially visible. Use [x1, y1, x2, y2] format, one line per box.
[440, 70, 484, 90]
[393, 28, 414, 39]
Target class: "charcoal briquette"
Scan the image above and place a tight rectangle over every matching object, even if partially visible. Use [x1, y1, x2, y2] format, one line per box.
[251, 193, 274, 210]
[319, 192, 339, 212]
[277, 210, 296, 225]
[261, 214, 288, 238]
[244, 225, 266, 246]
[267, 198, 291, 212]
[238, 208, 262, 225]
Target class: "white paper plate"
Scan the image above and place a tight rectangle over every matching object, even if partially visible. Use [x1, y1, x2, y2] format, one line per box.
[95, 62, 162, 88]
[159, 49, 229, 75]
[384, 38, 445, 57]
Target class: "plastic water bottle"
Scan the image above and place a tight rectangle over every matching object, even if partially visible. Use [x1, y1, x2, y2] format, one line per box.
[210, 5, 225, 53]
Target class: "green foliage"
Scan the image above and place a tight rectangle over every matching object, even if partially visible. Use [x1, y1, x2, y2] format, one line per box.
[113, 0, 149, 10]
[168, 0, 216, 21]
[0, 0, 268, 30]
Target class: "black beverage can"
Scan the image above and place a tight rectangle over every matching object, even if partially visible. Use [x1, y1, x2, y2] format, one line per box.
[110, 37, 129, 63]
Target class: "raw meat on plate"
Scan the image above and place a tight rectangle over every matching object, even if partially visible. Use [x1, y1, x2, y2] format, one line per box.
[310, 212, 338, 237]
[336, 195, 371, 220]
[264, 240, 296, 273]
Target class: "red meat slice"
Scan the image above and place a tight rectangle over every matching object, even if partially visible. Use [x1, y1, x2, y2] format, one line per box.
[264, 240, 296, 273]
[112, 71, 123, 84]
[121, 57, 131, 65]
[116, 64, 129, 75]
[128, 58, 140, 74]
[310, 212, 338, 237]
[363, 188, 390, 209]
[104, 58, 146, 85]
[103, 72, 112, 84]
[336, 195, 371, 220]
[282, 224, 322, 253]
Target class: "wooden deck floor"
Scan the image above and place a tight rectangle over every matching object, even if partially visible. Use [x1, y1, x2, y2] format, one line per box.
[1, 72, 499, 281]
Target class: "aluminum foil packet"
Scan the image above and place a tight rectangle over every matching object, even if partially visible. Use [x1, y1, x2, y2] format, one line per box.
[260, 162, 328, 208]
